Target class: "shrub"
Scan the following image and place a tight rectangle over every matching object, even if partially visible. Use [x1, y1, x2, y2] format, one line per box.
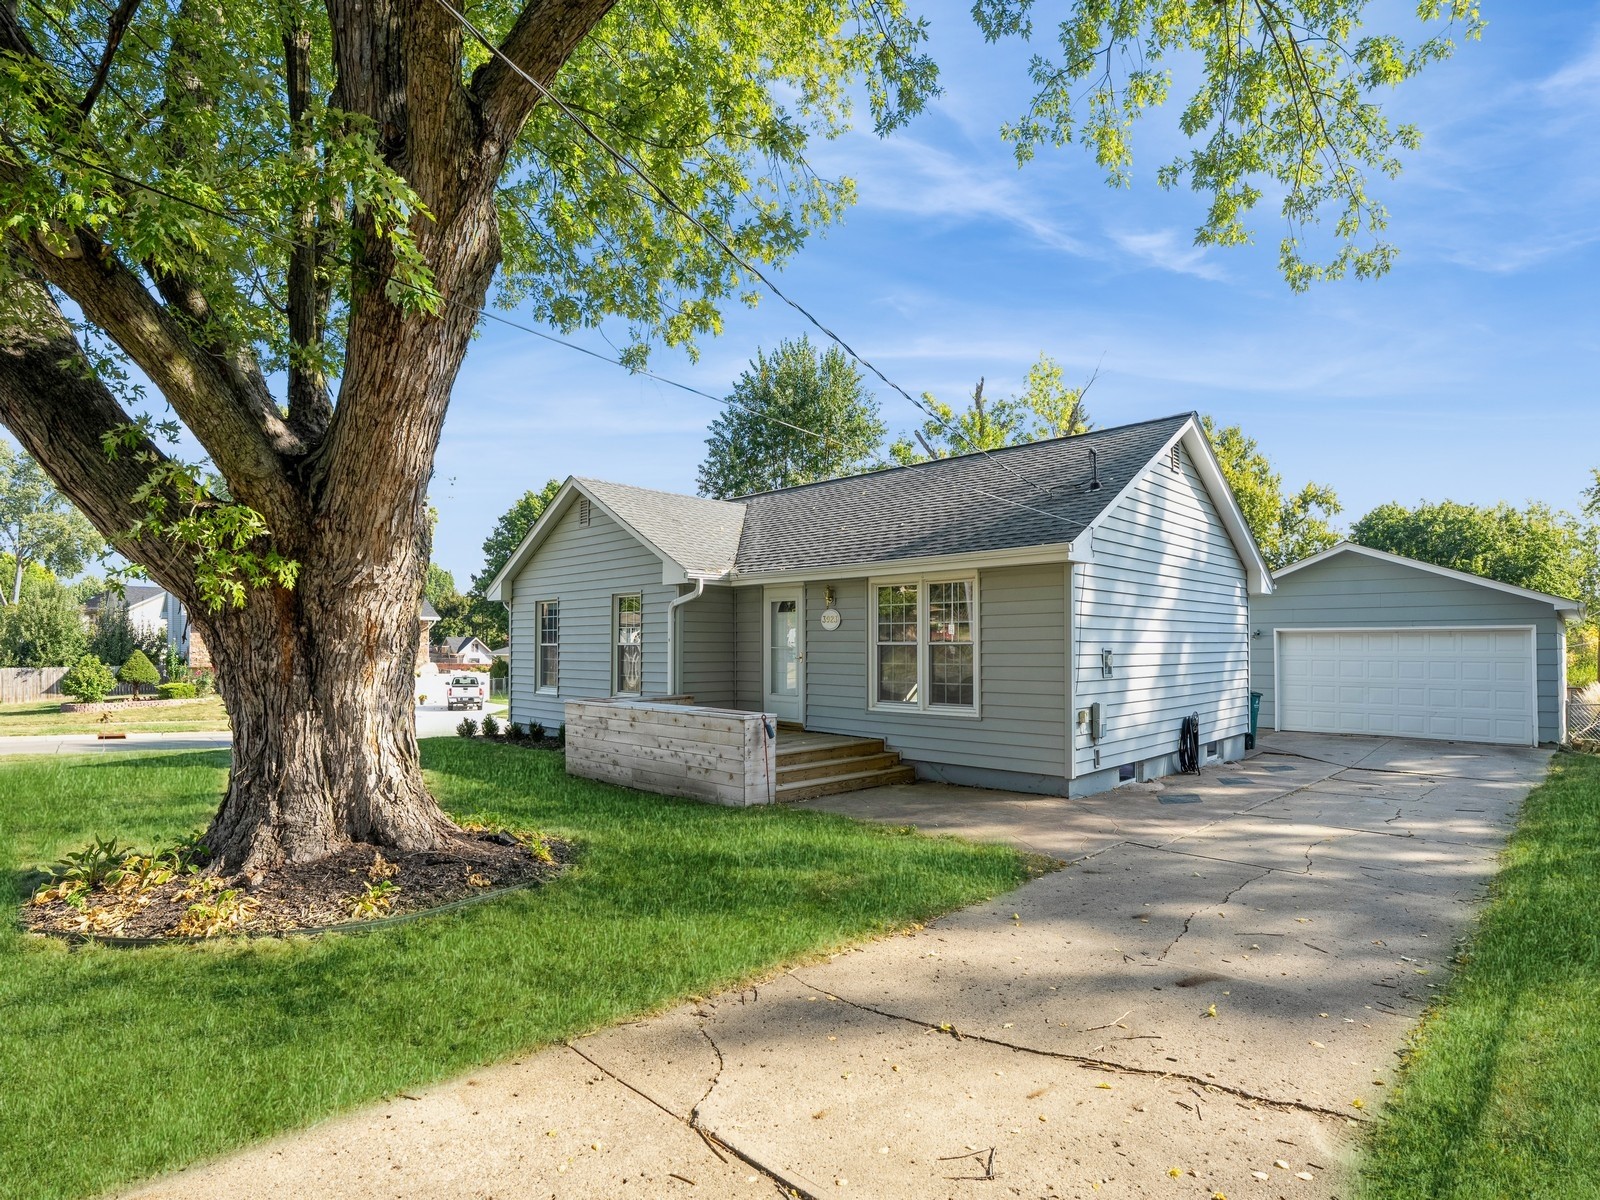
[157, 682, 197, 700]
[191, 670, 215, 697]
[527, 721, 545, 741]
[118, 649, 161, 698]
[555, 722, 566, 747]
[60, 654, 117, 703]
[456, 717, 478, 738]
[480, 713, 500, 738]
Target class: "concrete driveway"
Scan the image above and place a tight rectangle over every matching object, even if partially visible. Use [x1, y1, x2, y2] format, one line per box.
[121, 732, 1548, 1200]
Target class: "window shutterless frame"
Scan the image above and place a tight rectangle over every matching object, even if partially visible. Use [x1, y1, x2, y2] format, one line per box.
[535, 600, 559, 693]
[867, 574, 980, 717]
[613, 593, 644, 695]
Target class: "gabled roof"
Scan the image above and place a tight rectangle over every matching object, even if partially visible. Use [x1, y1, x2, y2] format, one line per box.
[575, 479, 746, 577]
[443, 635, 492, 654]
[734, 414, 1191, 574]
[420, 599, 440, 622]
[488, 413, 1272, 596]
[1275, 542, 1583, 618]
[83, 584, 166, 612]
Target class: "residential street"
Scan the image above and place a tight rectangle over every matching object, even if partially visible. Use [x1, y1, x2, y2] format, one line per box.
[116, 731, 1547, 1200]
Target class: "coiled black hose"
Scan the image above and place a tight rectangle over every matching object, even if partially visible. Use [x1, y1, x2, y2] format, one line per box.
[1178, 712, 1201, 774]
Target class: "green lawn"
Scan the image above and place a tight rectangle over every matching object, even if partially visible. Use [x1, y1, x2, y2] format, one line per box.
[0, 740, 1028, 1200]
[1357, 751, 1600, 1198]
[0, 696, 230, 736]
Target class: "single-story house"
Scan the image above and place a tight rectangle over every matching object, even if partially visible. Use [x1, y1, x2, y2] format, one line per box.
[487, 413, 1271, 797]
[417, 599, 440, 674]
[1251, 542, 1582, 746]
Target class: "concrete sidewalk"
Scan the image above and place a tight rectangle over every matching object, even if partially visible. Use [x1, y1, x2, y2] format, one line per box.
[119, 732, 1548, 1200]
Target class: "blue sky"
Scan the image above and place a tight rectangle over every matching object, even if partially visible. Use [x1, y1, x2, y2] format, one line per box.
[429, 1, 1600, 586]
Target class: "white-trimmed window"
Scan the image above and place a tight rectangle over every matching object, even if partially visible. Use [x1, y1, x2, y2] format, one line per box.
[536, 600, 560, 692]
[870, 576, 978, 713]
[614, 593, 643, 694]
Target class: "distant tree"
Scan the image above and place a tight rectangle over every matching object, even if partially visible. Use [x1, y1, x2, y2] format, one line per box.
[60, 654, 117, 704]
[1018, 355, 1094, 440]
[1351, 499, 1594, 612]
[697, 339, 887, 498]
[0, 574, 88, 667]
[118, 650, 161, 699]
[887, 378, 1029, 465]
[472, 481, 564, 595]
[1203, 418, 1342, 570]
[0, 444, 102, 606]
[427, 563, 507, 649]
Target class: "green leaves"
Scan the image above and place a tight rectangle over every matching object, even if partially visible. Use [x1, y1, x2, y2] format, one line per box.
[982, 0, 1483, 288]
[1203, 416, 1342, 569]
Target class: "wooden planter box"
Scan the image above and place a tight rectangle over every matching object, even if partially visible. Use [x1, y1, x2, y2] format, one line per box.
[563, 699, 777, 806]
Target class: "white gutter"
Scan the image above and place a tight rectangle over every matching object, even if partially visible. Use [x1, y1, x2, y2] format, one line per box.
[667, 575, 708, 695]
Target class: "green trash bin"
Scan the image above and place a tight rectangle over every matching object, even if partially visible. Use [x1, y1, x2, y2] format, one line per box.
[1248, 691, 1262, 750]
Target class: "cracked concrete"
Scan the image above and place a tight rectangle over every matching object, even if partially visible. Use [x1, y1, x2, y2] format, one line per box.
[116, 733, 1546, 1200]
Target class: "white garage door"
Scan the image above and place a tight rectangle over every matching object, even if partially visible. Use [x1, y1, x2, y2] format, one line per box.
[1277, 628, 1535, 746]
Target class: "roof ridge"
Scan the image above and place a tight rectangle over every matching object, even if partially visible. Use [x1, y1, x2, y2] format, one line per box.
[729, 411, 1195, 501]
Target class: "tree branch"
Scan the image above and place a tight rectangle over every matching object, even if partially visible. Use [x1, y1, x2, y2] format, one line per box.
[282, 3, 333, 443]
[0, 273, 199, 598]
[471, 0, 620, 154]
[80, 0, 144, 120]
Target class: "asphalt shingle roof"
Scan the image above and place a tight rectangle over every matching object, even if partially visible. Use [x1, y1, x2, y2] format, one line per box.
[576, 478, 747, 576]
[83, 584, 166, 612]
[731, 414, 1192, 574]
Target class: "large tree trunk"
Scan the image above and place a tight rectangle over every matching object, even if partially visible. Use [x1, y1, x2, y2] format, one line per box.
[198, 566, 455, 874]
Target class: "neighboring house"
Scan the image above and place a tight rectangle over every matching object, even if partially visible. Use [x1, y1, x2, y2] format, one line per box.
[418, 599, 440, 674]
[488, 414, 1271, 797]
[83, 584, 168, 635]
[434, 635, 496, 668]
[1251, 542, 1582, 746]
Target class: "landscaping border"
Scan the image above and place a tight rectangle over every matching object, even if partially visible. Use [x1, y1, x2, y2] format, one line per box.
[19, 871, 559, 949]
[59, 697, 210, 714]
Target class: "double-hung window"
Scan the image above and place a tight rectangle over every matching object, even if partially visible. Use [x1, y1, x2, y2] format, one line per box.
[536, 601, 560, 692]
[614, 593, 643, 694]
[871, 576, 978, 713]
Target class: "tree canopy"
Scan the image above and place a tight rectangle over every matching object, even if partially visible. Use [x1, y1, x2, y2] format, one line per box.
[0, 443, 101, 605]
[0, 572, 87, 667]
[1351, 499, 1596, 615]
[472, 479, 563, 595]
[1203, 417, 1342, 570]
[697, 338, 885, 498]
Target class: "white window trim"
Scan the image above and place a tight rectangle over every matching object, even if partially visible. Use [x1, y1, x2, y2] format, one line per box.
[612, 592, 644, 697]
[535, 599, 560, 695]
[866, 573, 981, 718]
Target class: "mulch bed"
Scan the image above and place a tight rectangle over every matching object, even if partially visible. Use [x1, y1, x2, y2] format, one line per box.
[22, 830, 572, 942]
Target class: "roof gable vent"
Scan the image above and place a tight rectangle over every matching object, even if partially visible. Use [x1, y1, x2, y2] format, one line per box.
[578, 497, 591, 527]
[1169, 444, 1181, 473]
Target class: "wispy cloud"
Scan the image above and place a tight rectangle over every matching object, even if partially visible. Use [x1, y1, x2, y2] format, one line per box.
[1107, 228, 1226, 280]
[1540, 28, 1600, 97]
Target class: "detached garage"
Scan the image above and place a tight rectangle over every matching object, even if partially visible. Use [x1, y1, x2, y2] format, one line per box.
[1252, 544, 1582, 746]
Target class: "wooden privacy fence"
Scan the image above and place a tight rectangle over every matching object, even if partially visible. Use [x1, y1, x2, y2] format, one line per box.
[0, 668, 142, 704]
[0, 667, 68, 703]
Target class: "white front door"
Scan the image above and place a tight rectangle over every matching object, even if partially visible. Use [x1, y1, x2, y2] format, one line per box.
[1277, 627, 1536, 746]
[762, 587, 804, 724]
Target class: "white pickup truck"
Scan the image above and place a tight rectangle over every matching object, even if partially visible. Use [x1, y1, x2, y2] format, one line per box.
[445, 674, 487, 711]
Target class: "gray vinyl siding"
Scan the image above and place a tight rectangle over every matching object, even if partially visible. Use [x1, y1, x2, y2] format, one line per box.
[798, 564, 1068, 785]
[506, 501, 674, 731]
[733, 585, 763, 712]
[677, 584, 736, 708]
[1250, 554, 1566, 743]
[1072, 444, 1250, 778]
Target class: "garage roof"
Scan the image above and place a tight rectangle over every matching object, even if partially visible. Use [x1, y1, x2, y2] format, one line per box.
[1275, 543, 1584, 619]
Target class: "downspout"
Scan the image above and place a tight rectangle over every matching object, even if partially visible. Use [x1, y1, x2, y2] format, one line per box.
[667, 575, 707, 696]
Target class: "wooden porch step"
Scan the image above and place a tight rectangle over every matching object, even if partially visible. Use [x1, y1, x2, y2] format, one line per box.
[776, 764, 917, 803]
[775, 736, 886, 767]
[777, 751, 905, 784]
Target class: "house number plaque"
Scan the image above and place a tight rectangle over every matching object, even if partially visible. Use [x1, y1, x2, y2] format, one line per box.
[819, 608, 842, 631]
